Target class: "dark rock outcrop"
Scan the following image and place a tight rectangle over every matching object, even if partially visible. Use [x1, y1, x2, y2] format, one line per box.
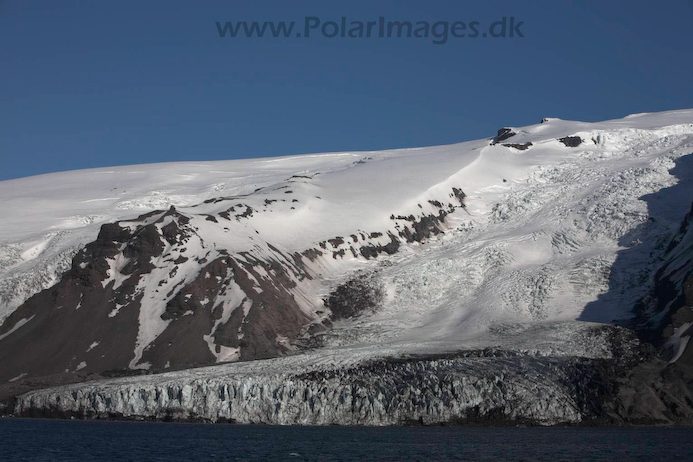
[0, 207, 316, 386]
[324, 272, 385, 321]
[503, 142, 533, 150]
[359, 233, 400, 259]
[491, 128, 516, 145]
[559, 136, 583, 147]
[637, 202, 693, 367]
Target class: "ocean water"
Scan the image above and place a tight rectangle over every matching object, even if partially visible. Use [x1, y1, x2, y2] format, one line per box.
[1, 419, 691, 461]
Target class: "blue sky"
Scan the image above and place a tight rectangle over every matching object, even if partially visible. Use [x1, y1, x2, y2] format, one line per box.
[1, 0, 692, 180]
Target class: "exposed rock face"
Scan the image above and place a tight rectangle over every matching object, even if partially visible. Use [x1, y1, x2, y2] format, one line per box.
[559, 136, 583, 147]
[324, 272, 385, 321]
[637, 202, 693, 366]
[491, 128, 516, 145]
[0, 207, 317, 383]
[503, 142, 533, 151]
[357, 233, 401, 259]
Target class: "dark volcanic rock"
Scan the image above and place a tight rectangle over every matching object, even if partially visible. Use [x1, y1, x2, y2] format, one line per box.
[559, 136, 583, 147]
[324, 272, 385, 320]
[451, 187, 466, 206]
[386, 188, 467, 245]
[0, 206, 318, 385]
[234, 206, 254, 219]
[491, 127, 516, 145]
[398, 212, 447, 243]
[503, 142, 533, 150]
[0, 208, 200, 384]
[0, 220, 147, 384]
[210, 251, 312, 361]
[327, 237, 344, 248]
[359, 233, 400, 259]
[637, 202, 693, 367]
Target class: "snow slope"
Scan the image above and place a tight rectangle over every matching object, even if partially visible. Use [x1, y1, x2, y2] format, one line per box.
[1, 109, 693, 376]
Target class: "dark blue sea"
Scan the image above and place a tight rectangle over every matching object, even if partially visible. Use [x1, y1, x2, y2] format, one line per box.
[1, 418, 691, 461]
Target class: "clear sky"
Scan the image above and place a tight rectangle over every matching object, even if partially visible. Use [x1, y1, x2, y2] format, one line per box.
[1, 0, 692, 180]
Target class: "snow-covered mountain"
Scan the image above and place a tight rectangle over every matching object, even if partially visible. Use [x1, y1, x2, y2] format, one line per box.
[2, 110, 693, 425]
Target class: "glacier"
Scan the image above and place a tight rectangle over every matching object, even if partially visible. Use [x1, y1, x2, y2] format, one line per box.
[2, 109, 693, 425]
[12, 324, 649, 425]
